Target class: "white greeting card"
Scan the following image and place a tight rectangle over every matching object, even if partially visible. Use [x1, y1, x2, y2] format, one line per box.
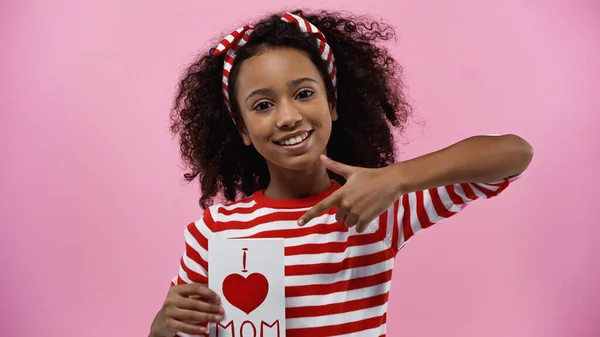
[208, 237, 286, 337]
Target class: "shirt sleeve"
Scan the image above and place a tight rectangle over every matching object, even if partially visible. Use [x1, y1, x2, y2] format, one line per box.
[171, 220, 210, 286]
[170, 214, 212, 337]
[394, 174, 521, 251]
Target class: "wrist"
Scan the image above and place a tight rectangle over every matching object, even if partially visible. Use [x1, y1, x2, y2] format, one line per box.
[388, 162, 413, 195]
[149, 329, 170, 337]
[149, 326, 162, 337]
[149, 311, 168, 337]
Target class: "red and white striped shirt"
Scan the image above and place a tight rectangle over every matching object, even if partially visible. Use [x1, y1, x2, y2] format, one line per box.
[172, 176, 519, 336]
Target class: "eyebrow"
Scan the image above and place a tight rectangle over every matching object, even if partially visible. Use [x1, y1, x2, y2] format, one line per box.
[245, 77, 318, 103]
[289, 77, 318, 87]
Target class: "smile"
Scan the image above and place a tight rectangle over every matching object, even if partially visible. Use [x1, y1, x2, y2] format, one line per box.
[274, 130, 313, 147]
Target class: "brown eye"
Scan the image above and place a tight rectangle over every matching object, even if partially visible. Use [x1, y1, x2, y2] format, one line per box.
[296, 90, 314, 100]
[253, 101, 273, 111]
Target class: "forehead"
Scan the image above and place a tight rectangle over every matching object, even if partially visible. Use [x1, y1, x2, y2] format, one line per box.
[235, 48, 324, 94]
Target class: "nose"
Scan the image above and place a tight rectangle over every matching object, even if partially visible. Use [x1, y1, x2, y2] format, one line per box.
[276, 100, 302, 129]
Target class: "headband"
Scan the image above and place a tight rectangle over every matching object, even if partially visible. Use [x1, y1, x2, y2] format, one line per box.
[213, 13, 338, 124]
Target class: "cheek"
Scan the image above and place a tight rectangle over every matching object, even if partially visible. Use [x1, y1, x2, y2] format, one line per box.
[317, 108, 334, 130]
[243, 118, 272, 144]
[319, 121, 333, 142]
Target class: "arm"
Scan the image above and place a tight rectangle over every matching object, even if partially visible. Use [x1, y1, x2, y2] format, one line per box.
[298, 134, 533, 234]
[392, 134, 533, 193]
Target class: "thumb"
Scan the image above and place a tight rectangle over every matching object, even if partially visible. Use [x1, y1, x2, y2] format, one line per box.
[321, 155, 353, 178]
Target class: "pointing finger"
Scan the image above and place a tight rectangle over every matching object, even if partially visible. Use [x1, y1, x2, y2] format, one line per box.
[321, 155, 354, 178]
[298, 190, 341, 226]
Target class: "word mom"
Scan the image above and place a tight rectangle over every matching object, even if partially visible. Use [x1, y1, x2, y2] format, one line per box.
[216, 320, 281, 337]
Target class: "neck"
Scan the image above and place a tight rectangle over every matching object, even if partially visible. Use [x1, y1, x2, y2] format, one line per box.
[264, 161, 332, 200]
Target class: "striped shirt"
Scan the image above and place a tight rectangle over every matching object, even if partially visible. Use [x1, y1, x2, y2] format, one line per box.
[172, 176, 519, 336]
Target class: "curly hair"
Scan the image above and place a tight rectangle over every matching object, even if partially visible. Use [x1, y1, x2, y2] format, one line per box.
[171, 9, 412, 209]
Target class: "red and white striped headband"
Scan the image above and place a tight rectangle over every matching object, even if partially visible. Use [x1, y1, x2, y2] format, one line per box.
[213, 13, 338, 124]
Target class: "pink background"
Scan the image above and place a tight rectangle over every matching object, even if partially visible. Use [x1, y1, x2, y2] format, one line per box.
[1, 0, 599, 336]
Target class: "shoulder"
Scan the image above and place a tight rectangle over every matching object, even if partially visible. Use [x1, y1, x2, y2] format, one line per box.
[194, 193, 264, 232]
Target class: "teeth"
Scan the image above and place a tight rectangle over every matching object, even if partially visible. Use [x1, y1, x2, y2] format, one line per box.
[279, 131, 310, 146]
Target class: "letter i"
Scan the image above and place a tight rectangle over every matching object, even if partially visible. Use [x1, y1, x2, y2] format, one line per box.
[242, 248, 248, 273]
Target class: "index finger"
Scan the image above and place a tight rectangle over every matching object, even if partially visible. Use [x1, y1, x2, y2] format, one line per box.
[173, 283, 221, 304]
[298, 190, 341, 226]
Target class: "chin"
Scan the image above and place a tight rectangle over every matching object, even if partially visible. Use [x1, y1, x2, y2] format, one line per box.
[283, 157, 320, 171]
[265, 151, 322, 172]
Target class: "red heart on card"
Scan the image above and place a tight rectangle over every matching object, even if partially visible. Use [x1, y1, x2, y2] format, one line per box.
[222, 273, 269, 315]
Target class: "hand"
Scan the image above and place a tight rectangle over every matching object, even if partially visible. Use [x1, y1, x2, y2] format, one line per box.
[150, 283, 224, 337]
[298, 155, 403, 233]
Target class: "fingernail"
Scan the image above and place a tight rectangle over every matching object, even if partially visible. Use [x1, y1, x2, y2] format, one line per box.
[298, 219, 304, 226]
[215, 315, 223, 321]
[219, 307, 224, 314]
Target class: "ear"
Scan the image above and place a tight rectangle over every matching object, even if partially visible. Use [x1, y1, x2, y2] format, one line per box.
[236, 120, 252, 146]
[330, 102, 338, 121]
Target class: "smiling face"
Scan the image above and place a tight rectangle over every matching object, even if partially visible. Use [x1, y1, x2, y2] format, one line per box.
[234, 47, 337, 172]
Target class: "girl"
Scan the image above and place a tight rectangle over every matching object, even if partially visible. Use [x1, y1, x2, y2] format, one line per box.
[150, 9, 533, 337]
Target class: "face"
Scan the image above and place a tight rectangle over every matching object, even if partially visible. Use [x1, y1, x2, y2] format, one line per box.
[234, 47, 338, 172]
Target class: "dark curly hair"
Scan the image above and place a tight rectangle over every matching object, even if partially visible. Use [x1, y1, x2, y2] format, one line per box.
[171, 9, 412, 209]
